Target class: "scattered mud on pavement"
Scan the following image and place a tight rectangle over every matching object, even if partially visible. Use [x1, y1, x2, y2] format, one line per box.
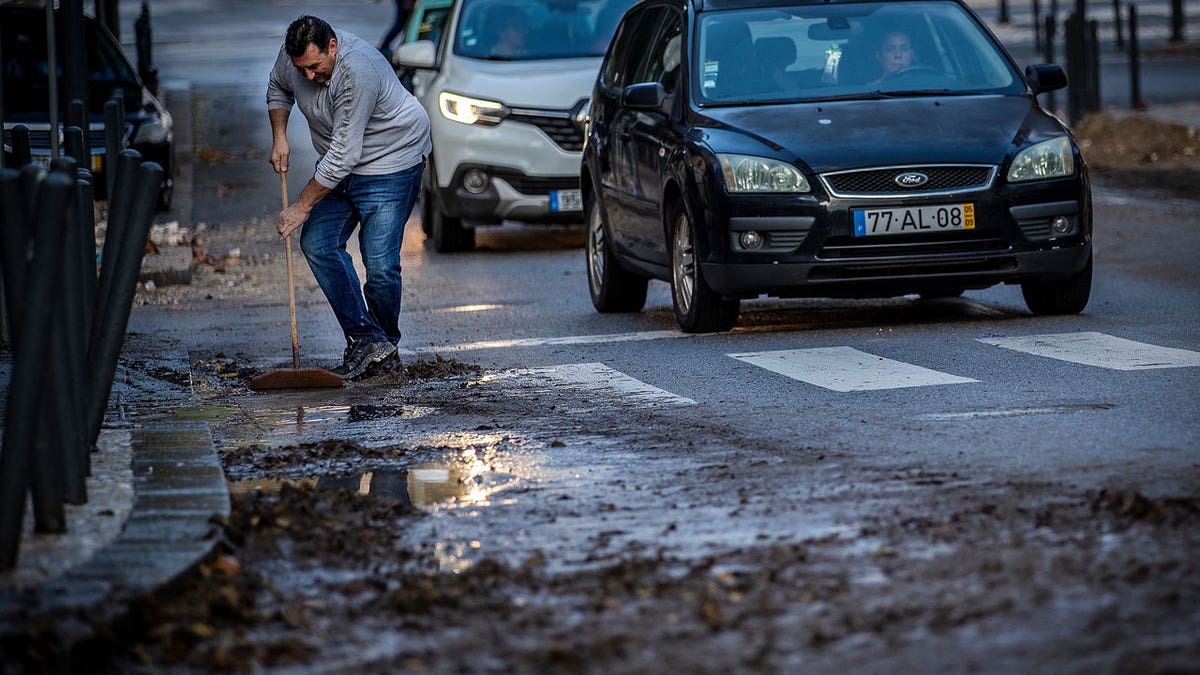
[6, 361, 1198, 673]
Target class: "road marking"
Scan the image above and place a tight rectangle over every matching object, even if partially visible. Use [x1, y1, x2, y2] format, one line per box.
[917, 403, 1114, 420]
[729, 347, 978, 392]
[424, 330, 699, 354]
[491, 363, 696, 407]
[978, 332, 1200, 370]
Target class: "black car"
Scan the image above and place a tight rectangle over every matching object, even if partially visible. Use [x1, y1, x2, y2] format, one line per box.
[581, 0, 1091, 332]
[1, 6, 175, 209]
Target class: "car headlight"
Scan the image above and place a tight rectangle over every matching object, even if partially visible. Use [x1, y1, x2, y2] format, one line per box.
[132, 111, 172, 145]
[1007, 137, 1075, 182]
[718, 153, 810, 193]
[438, 91, 507, 125]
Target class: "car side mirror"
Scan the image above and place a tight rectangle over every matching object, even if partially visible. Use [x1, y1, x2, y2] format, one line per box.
[1025, 64, 1067, 94]
[393, 41, 437, 69]
[622, 82, 668, 112]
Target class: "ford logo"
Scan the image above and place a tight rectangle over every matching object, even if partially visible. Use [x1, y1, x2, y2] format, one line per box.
[895, 172, 929, 188]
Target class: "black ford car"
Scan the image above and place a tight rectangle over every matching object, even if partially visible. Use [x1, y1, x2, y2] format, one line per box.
[1, 5, 175, 209]
[581, 0, 1091, 332]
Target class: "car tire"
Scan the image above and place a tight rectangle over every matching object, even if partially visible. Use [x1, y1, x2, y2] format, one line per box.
[428, 186, 475, 253]
[585, 196, 647, 312]
[1021, 252, 1092, 315]
[670, 202, 739, 333]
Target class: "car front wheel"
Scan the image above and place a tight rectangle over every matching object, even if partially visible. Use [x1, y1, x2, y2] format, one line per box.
[586, 197, 647, 312]
[670, 203, 739, 333]
[427, 186, 474, 253]
[1021, 253, 1092, 315]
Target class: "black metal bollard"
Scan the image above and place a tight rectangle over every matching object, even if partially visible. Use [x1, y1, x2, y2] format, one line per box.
[76, 174, 99, 367]
[1112, 0, 1124, 51]
[1087, 20, 1101, 114]
[135, 2, 159, 96]
[0, 172, 77, 559]
[67, 100, 87, 134]
[91, 150, 142, 363]
[1129, 4, 1143, 109]
[103, 99, 123, 201]
[1045, 15, 1058, 117]
[64, 126, 88, 167]
[1033, 0, 1042, 52]
[10, 125, 32, 169]
[85, 161, 164, 448]
[1065, 13, 1082, 125]
[1170, 0, 1184, 43]
[999, 0, 1010, 24]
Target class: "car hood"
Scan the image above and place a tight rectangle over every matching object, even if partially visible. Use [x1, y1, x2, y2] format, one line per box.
[441, 56, 602, 110]
[701, 96, 1037, 173]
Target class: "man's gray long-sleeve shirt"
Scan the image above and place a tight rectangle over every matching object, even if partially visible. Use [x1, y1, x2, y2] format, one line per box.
[266, 28, 431, 189]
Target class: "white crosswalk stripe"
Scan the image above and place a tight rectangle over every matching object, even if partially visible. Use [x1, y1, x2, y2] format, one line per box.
[729, 346, 978, 392]
[489, 363, 696, 407]
[978, 332, 1200, 370]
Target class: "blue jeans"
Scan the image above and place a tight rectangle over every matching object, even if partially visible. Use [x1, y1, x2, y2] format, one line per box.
[299, 163, 423, 346]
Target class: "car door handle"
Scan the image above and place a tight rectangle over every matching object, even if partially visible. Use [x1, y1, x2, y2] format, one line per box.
[618, 131, 631, 141]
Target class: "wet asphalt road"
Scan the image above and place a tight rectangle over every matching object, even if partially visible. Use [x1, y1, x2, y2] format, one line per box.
[137, 0, 1199, 483]
[104, 0, 1200, 668]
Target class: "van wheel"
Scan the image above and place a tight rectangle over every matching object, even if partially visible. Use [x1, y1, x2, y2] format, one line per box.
[670, 202, 738, 333]
[585, 196, 647, 312]
[1022, 253, 1092, 315]
[428, 188, 474, 253]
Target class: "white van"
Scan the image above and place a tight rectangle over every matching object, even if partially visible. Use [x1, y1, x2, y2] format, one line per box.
[393, 0, 634, 251]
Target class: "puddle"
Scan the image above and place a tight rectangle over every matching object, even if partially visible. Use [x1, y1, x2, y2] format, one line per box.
[246, 403, 435, 429]
[173, 404, 239, 424]
[228, 457, 517, 510]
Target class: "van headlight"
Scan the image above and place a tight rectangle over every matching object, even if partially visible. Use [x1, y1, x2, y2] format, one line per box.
[1007, 137, 1075, 182]
[718, 153, 810, 193]
[438, 92, 507, 126]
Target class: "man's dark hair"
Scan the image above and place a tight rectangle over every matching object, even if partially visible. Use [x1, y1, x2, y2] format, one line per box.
[285, 15, 337, 58]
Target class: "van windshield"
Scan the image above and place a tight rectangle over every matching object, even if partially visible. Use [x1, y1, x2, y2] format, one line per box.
[455, 0, 636, 60]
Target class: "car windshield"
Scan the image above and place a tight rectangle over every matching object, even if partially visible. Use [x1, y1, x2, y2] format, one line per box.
[1, 11, 140, 115]
[695, 0, 1022, 105]
[455, 0, 636, 60]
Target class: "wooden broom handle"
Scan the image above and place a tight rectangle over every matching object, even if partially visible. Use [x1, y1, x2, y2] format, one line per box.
[282, 172, 300, 369]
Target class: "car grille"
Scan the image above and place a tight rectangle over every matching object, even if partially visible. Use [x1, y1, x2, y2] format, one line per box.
[818, 232, 1011, 260]
[3, 124, 122, 150]
[491, 170, 579, 195]
[506, 110, 584, 152]
[809, 256, 1018, 281]
[819, 165, 996, 198]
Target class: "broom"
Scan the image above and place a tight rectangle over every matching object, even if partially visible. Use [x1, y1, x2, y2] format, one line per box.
[249, 172, 344, 390]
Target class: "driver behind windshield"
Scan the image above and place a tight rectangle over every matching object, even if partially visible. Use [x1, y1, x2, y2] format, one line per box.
[871, 30, 916, 84]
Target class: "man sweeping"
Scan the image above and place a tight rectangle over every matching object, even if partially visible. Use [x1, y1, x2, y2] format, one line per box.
[267, 14, 431, 379]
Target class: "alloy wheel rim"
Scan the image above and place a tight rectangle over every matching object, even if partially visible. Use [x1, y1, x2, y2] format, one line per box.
[587, 204, 606, 294]
[672, 213, 695, 315]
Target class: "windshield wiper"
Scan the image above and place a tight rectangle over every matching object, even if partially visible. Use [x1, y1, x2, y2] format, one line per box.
[803, 92, 890, 103]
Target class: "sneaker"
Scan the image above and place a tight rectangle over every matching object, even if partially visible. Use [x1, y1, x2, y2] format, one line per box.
[375, 351, 404, 374]
[330, 341, 357, 377]
[341, 340, 397, 380]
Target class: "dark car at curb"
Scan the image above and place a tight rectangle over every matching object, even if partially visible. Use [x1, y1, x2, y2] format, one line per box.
[1, 5, 175, 210]
[581, 0, 1092, 332]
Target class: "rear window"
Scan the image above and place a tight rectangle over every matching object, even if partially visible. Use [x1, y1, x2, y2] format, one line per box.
[1, 11, 140, 115]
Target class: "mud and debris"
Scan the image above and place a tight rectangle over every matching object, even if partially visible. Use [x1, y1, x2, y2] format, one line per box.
[10, 466, 1197, 672]
[1075, 111, 1200, 197]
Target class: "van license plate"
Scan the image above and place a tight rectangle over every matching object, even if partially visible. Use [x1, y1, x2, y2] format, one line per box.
[550, 189, 582, 212]
[853, 203, 975, 237]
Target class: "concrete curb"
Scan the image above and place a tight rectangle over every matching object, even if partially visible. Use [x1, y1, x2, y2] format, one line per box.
[9, 422, 229, 614]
